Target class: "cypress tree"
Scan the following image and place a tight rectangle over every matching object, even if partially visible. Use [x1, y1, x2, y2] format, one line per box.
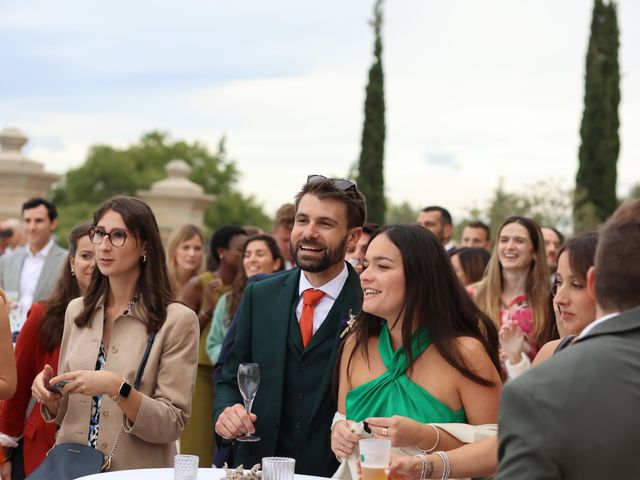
[357, 0, 386, 225]
[574, 0, 620, 230]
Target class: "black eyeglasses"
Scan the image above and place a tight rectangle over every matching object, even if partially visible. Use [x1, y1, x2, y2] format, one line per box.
[89, 226, 128, 248]
[307, 174, 357, 192]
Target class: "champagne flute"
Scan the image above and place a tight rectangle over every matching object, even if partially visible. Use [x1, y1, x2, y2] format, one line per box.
[237, 363, 260, 442]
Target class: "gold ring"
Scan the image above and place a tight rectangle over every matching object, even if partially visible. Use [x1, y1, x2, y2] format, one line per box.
[382, 427, 388, 436]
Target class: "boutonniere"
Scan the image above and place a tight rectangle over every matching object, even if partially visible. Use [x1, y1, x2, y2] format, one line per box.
[340, 309, 358, 339]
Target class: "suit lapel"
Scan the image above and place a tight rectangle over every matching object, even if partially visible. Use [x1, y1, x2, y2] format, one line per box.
[271, 269, 301, 411]
[577, 305, 640, 342]
[34, 245, 65, 299]
[307, 266, 363, 418]
[10, 249, 28, 291]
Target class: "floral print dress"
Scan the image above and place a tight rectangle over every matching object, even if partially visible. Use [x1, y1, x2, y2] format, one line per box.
[88, 296, 138, 448]
[500, 294, 538, 359]
[88, 341, 106, 448]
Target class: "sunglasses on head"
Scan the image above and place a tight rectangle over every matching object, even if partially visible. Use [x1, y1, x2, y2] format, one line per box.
[306, 174, 357, 192]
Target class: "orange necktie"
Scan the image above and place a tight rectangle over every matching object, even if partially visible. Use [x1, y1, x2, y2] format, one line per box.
[300, 289, 325, 347]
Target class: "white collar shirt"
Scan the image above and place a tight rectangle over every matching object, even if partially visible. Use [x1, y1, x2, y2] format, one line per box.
[18, 239, 55, 328]
[296, 263, 349, 335]
[578, 311, 620, 340]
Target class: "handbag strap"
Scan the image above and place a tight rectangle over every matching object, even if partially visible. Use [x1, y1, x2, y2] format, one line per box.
[134, 331, 156, 389]
[104, 331, 157, 470]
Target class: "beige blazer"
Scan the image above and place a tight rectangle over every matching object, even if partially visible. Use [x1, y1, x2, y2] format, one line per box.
[44, 297, 198, 471]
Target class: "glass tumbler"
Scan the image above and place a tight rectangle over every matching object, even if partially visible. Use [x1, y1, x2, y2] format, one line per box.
[262, 456, 296, 480]
[174, 454, 199, 480]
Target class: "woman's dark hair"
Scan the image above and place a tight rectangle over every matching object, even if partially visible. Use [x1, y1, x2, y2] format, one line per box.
[210, 226, 247, 264]
[541, 231, 598, 344]
[345, 224, 501, 387]
[450, 247, 491, 285]
[39, 222, 92, 351]
[557, 231, 598, 283]
[76, 196, 174, 334]
[225, 234, 285, 326]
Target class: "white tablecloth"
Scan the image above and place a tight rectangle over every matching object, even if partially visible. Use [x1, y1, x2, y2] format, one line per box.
[78, 467, 328, 480]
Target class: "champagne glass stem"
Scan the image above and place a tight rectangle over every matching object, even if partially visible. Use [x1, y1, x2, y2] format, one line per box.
[243, 398, 254, 415]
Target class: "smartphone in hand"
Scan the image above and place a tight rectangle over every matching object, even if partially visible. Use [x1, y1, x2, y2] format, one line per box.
[47, 380, 70, 395]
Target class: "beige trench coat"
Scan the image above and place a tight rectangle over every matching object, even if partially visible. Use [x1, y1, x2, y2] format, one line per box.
[43, 297, 198, 471]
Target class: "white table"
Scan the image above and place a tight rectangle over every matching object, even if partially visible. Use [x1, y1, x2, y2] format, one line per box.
[78, 467, 328, 480]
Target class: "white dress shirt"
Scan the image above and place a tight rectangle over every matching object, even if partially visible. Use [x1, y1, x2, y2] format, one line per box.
[296, 263, 349, 335]
[18, 239, 55, 326]
[578, 311, 620, 339]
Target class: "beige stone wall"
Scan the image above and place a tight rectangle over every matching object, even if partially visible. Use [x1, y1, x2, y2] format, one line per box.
[0, 128, 60, 220]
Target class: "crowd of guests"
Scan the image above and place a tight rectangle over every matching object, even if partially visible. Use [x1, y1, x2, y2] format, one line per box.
[0, 177, 639, 480]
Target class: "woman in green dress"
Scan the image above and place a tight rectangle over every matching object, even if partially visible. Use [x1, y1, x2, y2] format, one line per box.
[332, 224, 502, 463]
[179, 225, 247, 467]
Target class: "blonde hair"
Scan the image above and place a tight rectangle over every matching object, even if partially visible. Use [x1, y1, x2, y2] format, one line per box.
[165, 224, 205, 295]
[474, 216, 550, 344]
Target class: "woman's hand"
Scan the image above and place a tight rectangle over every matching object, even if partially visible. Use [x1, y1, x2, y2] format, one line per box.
[388, 454, 422, 480]
[366, 416, 433, 449]
[203, 278, 223, 313]
[499, 321, 525, 364]
[0, 459, 12, 480]
[49, 370, 122, 397]
[31, 364, 61, 414]
[330, 420, 361, 459]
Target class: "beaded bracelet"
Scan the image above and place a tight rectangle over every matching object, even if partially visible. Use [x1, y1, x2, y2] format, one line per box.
[434, 451, 451, 480]
[417, 424, 440, 454]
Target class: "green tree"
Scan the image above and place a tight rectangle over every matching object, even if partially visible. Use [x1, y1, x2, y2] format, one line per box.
[53, 131, 271, 244]
[356, 0, 386, 225]
[385, 200, 419, 224]
[461, 178, 574, 241]
[574, 0, 620, 231]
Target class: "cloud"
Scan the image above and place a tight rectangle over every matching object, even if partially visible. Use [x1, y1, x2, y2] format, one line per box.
[424, 152, 460, 170]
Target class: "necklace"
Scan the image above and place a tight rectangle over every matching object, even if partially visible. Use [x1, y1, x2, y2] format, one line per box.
[104, 294, 140, 320]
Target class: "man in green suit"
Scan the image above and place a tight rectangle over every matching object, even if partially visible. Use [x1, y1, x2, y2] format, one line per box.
[214, 175, 366, 476]
[497, 199, 640, 479]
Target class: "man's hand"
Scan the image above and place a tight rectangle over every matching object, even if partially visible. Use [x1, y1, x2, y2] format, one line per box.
[215, 403, 257, 440]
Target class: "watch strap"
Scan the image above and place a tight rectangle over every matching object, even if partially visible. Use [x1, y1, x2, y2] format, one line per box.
[110, 379, 130, 404]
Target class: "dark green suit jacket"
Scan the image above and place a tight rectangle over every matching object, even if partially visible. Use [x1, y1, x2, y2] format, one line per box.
[497, 305, 640, 479]
[213, 264, 362, 476]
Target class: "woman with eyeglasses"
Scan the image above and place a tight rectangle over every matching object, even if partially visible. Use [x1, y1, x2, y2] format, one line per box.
[0, 223, 94, 479]
[30, 196, 198, 471]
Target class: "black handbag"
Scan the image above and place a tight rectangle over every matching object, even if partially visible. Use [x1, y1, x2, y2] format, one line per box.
[27, 332, 156, 480]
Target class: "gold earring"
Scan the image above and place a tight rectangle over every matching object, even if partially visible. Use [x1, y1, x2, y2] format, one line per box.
[70, 267, 75, 276]
[141, 254, 147, 263]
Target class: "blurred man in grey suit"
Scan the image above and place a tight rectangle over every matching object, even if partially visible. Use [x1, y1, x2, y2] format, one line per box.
[497, 198, 640, 479]
[0, 198, 67, 335]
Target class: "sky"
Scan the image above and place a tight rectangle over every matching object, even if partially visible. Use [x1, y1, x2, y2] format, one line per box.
[1, 0, 639, 221]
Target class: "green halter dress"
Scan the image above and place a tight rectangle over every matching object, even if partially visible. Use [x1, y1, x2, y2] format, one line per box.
[346, 323, 466, 424]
